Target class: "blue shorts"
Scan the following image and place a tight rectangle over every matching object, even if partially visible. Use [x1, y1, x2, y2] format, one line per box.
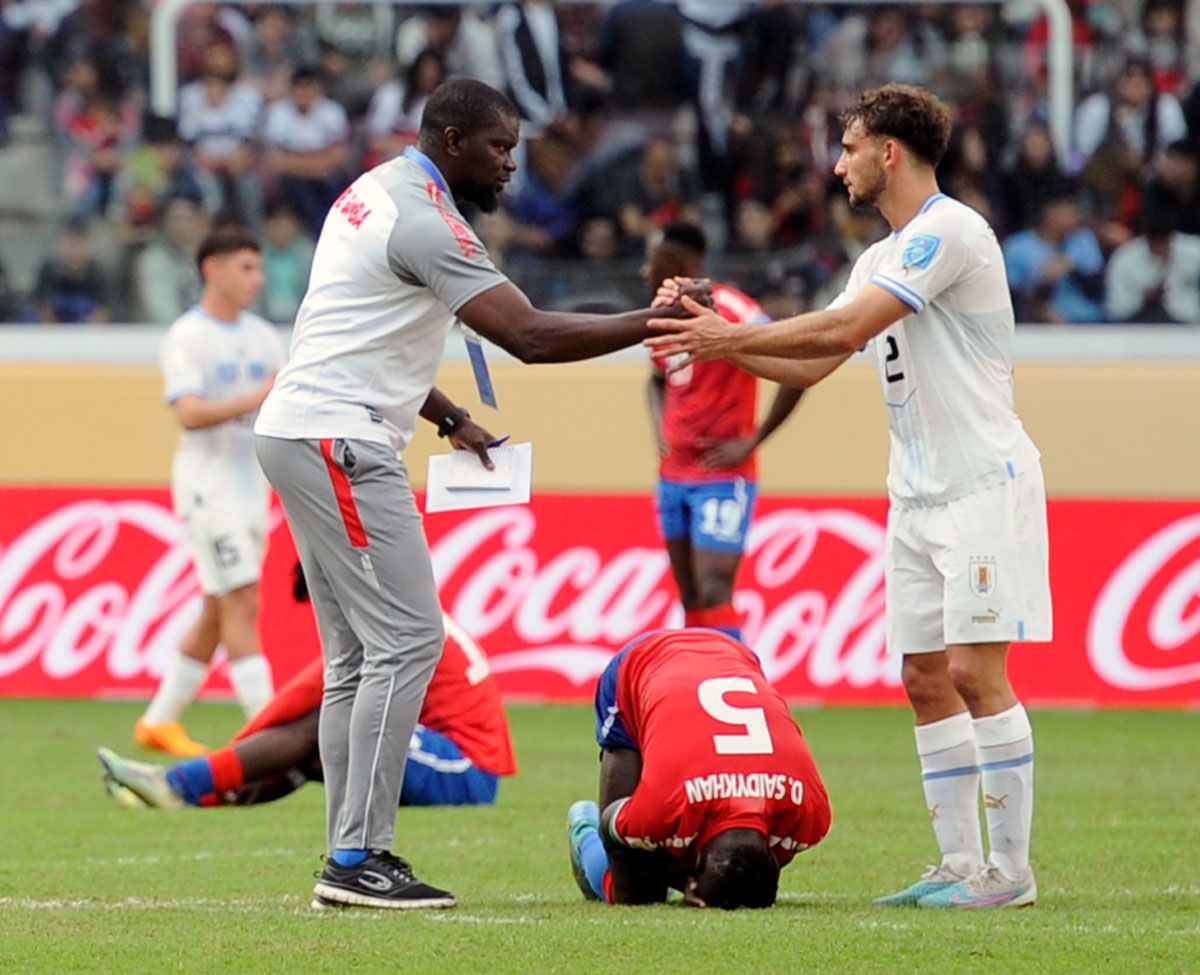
[594, 632, 666, 751]
[655, 478, 758, 554]
[400, 725, 499, 806]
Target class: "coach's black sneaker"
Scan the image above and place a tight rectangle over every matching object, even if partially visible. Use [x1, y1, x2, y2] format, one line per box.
[312, 851, 456, 910]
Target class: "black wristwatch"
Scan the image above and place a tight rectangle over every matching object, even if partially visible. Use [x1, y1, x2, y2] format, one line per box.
[437, 406, 470, 438]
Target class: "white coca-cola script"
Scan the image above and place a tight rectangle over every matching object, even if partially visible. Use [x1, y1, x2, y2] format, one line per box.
[429, 505, 897, 689]
[1088, 514, 1200, 690]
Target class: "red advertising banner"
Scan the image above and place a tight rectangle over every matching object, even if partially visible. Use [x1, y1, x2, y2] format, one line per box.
[1, 487, 1198, 706]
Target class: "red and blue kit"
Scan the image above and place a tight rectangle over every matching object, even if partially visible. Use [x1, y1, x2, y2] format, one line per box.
[653, 283, 768, 484]
[236, 622, 516, 777]
[596, 630, 831, 868]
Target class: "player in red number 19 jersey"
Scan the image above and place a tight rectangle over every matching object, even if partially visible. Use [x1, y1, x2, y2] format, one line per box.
[645, 223, 803, 641]
[567, 628, 831, 908]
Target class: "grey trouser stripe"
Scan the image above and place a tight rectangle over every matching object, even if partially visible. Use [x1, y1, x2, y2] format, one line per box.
[255, 434, 444, 853]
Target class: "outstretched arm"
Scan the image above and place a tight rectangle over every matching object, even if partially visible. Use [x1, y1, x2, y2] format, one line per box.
[726, 351, 852, 389]
[457, 281, 710, 365]
[645, 285, 909, 366]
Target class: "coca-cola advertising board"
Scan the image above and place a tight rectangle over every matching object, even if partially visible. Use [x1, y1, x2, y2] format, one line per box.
[2, 487, 1199, 706]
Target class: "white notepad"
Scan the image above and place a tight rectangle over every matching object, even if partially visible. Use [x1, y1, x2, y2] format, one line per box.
[425, 442, 533, 512]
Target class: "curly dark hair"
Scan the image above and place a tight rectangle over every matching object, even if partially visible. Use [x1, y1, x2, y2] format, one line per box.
[842, 84, 954, 168]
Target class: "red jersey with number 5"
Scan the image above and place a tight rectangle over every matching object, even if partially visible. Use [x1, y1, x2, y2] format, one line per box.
[612, 629, 830, 867]
[653, 283, 770, 483]
[235, 614, 516, 776]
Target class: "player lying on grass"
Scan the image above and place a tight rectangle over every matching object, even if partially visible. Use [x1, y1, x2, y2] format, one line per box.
[566, 628, 831, 909]
[97, 611, 516, 809]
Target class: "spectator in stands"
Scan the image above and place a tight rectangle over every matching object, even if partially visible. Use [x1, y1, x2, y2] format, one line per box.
[261, 65, 350, 237]
[593, 0, 686, 111]
[395, 6, 502, 90]
[731, 123, 823, 249]
[1139, 0, 1187, 95]
[1140, 139, 1200, 235]
[46, 0, 140, 95]
[175, 3, 251, 84]
[1105, 207, 1200, 323]
[495, 1, 605, 137]
[998, 122, 1074, 235]
[245, 6, 317, 104]
[1004, 192, 1106, 323]
[612, 138, 698, 252]
[365, 48, 445, 167]
[134, 193, 207, 323]
[54, 54, 139, 220]
[118, 115, 209, 236]
[675, 0, 757, 191]
[33, 218, 110, 324]
[259, 201, 313, 324]
[808, 192, 888, 309]
[504, 132, 579, 256]
[1073, 56, 1187, 197]
[178, 42, 264, 229]
[816, 5, 948, 91]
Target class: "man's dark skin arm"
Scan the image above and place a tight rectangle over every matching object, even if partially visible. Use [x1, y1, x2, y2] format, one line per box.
[597, 748, 690, 903]
[458, 281, 710, 365]
[420, 386, 500, 469]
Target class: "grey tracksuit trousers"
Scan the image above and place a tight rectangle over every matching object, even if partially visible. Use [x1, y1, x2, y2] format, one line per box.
[255, 434, 443, 853]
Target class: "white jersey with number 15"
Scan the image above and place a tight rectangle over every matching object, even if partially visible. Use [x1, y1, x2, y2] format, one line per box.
[829, 193, 1040, 507]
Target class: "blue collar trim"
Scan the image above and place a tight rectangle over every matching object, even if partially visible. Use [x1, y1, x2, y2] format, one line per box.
[403, 147, 449, 195]
[918, 192, 947, 215]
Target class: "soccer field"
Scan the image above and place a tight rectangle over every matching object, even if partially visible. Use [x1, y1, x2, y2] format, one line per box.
[0, 701, 1196, 975]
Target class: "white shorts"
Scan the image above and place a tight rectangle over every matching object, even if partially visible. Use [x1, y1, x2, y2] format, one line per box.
[184, 508, 266, 596]
[885, 465, 1053, 655]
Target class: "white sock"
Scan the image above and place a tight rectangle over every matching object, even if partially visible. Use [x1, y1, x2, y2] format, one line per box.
[974, 703, 1034, 880]
[229, 654, 274, 718]
[915, 711, 985, 877]
[142, 655, 209, 725]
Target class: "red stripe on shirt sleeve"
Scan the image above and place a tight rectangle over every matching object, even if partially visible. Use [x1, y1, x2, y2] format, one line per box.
[319, 438, 369, 548]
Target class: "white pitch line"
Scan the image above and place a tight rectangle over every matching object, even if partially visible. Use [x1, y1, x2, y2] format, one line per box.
[31, 847, 303, 869]
[0, 895, 304, 914]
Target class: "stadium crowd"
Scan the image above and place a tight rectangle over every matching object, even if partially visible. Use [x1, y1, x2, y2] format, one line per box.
[3, 0, 1200, 324]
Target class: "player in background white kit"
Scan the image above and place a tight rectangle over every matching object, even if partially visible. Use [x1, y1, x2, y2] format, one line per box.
[140, 228, 286, 757]
[646, 85, 1051, 909]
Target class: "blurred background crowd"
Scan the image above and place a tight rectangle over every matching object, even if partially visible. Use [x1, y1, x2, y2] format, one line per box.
[3, 0, 1200, 325]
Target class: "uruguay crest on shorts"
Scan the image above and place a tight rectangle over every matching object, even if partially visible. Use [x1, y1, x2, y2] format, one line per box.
[969, 557, 997, 597]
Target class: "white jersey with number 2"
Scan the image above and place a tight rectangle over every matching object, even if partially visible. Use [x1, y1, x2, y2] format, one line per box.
[830, 193, 1040, 507]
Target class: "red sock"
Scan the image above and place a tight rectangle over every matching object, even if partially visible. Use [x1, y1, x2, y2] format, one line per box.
[198, 747, 245, 807]
[683, 608, 705, 628]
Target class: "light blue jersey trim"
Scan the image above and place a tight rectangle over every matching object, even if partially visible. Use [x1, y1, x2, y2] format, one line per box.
[1018, 620, 1026, 640]
[873, 274, 925, 312]
[190, 305, 243, 329]
[918, 192, 948, 215]
[922, 764, 980, 782]
[1006, 460, 1016, 478]
[981, 753, 1033, 772]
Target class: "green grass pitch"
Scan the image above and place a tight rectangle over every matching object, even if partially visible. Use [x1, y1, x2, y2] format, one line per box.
[0, 701, 1196, 974]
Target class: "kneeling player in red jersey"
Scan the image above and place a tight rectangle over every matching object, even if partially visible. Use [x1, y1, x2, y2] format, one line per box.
[97, 613, 517, 809]
[566, 628, 831, 909]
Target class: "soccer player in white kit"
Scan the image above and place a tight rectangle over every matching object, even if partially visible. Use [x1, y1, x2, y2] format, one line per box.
[646, 84, 1051, 909]
[141, 228, 285, 757]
